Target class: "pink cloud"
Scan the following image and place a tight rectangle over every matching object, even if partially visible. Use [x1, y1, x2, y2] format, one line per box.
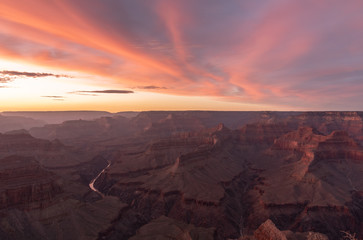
[0, 0, 363, 109]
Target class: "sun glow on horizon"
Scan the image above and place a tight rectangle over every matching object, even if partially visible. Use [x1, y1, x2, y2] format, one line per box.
[0, 59, 277, 112]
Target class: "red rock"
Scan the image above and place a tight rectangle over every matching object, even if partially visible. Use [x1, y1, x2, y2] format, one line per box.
[0, 155, 62, 210]
[254, 219, 287, 240]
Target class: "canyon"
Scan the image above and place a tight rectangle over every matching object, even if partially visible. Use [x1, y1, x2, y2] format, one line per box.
[0, 111, 362, 239]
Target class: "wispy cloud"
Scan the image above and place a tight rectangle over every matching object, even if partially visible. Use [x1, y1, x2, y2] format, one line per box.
[69, 89, 134, 96]
[0, 70, 72, 79]
[1, 1, 363, 110]
[69, 92, 98, 96]
[41, 95, 66, 101]
[135, 85, 167, 90]
[0, 70, 72, 88]
[0, 76, 12, 83]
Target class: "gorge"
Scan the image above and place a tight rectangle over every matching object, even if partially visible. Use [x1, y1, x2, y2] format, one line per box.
[0, 111, 362, 240]
[89, 162, 111, 197]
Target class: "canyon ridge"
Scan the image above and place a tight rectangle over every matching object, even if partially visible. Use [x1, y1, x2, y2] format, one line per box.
[0, 111, 362, 240]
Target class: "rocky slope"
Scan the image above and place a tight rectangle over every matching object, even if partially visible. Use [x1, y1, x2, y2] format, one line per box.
[2, 111, 113, 124]
[0, 131, 93, 168]
[252, 219, 329, 240]
[1, 111, 362, 239]
[0, 155, 62, 210]
[246, 126, 363, 238]
[92, 112, 363, 239]
[0, 114, 45, 133]
[286, 111, 363, 144]
[28, 111, 298, 143]
[0, 132, 126, 240]
[129, 215, 215, 240]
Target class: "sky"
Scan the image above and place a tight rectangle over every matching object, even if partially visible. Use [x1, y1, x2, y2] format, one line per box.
[0, 0, 363, 112]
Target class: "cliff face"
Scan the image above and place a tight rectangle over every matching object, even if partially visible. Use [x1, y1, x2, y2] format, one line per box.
[287, 111, 363, 143]
[1, 111, 363, 239]
[28, 111, 299, 144]
[2, 111, 113, 124]
[0, 132, 61, 152]
[248, 126, 363, 239]
[0, 114, 45, 133]
[0, 133, 124, 240]
[314, 131, 363, 163]
[0, 155, 62, 210]
[0, 132, 96, 168]
[94, 112, 363, 239]
[29, 116, 133, 143]
[252, 219, 329, 240]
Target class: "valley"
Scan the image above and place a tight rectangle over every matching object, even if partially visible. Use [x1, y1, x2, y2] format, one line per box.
[0, 111, 362, 240]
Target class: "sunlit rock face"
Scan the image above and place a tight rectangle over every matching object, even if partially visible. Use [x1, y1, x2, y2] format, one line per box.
[252, 219, 329, 240]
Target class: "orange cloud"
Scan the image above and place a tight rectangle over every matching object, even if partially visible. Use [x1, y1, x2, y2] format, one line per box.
[0, 1, 183, 79]
[1, 0, 363, 110]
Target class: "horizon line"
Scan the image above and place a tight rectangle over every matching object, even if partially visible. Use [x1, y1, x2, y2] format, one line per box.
[2, 110, 363, 114]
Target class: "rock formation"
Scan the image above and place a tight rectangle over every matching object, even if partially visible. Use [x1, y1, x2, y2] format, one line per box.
[0, 111, 362, 239]
[251, 219, 328, 240]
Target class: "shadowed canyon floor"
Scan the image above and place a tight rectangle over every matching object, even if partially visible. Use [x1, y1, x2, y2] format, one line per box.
[0, 111, 362, 239]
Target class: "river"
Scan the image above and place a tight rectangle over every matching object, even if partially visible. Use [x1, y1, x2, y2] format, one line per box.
[89, 162, 111, 197]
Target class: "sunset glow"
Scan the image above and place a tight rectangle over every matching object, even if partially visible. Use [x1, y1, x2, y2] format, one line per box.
[1, 0, 363, 111]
